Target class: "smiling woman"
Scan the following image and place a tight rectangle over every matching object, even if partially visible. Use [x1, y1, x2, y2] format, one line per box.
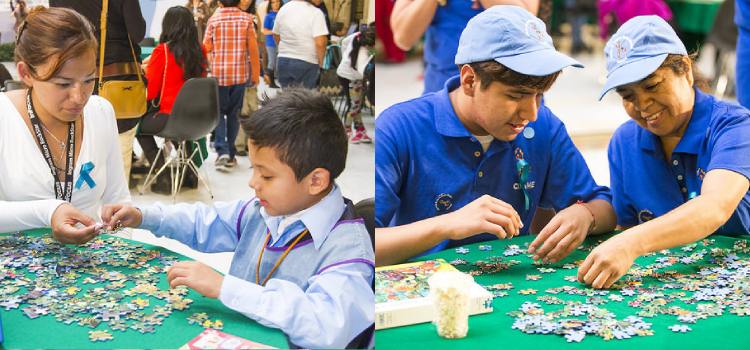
[0, 6, 131, 244]
[577, 15, 750, 290]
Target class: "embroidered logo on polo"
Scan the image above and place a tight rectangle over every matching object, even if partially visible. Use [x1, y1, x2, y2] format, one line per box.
[638, 209, 655, 224]
[434, 193, 454, 213]
[610, 36, 634, 63]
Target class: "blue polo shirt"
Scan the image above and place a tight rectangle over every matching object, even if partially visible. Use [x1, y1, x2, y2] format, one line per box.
[736, 0, 750, 29]
[423, 1, 482, 94]
[376, 75, 612, 254]
[608, 88, 750, 235]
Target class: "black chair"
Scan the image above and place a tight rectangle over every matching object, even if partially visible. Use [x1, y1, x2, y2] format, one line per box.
[139, 77, 220, 200]
[354, 197, 375, 249]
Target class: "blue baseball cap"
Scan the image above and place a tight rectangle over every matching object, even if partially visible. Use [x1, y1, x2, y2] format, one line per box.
[454, 5, 582, 76]
[599, 15, 687, 100]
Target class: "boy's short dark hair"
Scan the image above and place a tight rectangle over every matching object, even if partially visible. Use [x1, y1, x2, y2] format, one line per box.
[461, 60, 561, 92]
[219, 0, 241, 7]
[241, 89, 348, 182]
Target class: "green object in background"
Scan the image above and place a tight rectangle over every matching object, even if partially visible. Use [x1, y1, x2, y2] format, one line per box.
[141, 45, 155, 62]
[376, 232, 750, 350]
[0, 229, 286, 349]
[188, 137, 210, 168]
[667, 0, 724, 34]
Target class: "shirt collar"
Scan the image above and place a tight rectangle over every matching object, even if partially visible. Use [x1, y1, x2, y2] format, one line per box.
[434, 75, 474, 138]
[258, 184, 345, 249]
[638, 87, 711, 155]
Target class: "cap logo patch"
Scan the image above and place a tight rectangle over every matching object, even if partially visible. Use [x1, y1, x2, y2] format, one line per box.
[525, 19, 544, 42]
[611, 36, 634, 63]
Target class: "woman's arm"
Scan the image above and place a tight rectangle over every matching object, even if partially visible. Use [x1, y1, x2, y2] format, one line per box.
[579, 169, 749, 288]
[624, 169, 748, 253]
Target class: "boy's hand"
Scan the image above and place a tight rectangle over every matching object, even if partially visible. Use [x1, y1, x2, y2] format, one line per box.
[51, 203, 101, 245]
[528, 203, 593, 263]
[101, 204, 143, 229]
[443, 195, 522, 240]
[167, 261, 224, 298]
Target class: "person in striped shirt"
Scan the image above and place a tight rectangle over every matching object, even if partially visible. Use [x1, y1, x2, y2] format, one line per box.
[204, 0, 260, 171]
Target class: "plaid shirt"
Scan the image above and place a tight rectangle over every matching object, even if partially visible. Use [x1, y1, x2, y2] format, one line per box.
[203, 7, 260, 86]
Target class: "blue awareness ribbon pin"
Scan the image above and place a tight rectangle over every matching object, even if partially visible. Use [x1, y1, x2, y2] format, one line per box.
[75, 161, 96, 190]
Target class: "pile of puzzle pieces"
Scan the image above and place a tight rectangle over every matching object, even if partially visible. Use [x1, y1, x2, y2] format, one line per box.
[0, 232, 222, 342]
[451, 238, 750, 343]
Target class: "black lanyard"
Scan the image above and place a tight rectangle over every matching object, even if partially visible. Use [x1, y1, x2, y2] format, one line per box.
[26, 89, 75, 202]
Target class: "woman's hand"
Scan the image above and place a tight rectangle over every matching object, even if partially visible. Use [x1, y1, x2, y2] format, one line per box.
[577, 233, 640, 289]
[50, 203, 100, 245]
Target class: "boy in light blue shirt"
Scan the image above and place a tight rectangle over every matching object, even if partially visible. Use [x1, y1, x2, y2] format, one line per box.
[102, 89, 374, 349]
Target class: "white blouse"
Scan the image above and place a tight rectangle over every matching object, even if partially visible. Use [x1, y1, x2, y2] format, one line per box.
[0, 94, 131, 232]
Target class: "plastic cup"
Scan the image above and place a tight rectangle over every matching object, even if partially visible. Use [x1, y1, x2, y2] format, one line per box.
[428, 271, 473, 339]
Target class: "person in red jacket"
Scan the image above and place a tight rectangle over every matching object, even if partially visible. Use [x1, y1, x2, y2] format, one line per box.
[139, 6, 208, 194]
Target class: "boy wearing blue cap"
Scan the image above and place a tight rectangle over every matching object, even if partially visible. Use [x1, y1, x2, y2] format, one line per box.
[579, 15, 750, 289]
[101, 90, 374, 348]
[376, 5, 617, 266]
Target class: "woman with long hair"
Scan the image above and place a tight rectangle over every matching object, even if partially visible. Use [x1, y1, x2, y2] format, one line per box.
[138, 6, 207, 194]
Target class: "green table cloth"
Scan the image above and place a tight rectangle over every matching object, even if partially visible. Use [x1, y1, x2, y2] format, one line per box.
[376, 232, 750, 349]
[0, 229, 286, 349]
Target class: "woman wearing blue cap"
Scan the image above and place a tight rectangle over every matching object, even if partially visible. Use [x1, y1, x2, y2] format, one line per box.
[577, 15, 750, 289]
[390, 0, 539, 94]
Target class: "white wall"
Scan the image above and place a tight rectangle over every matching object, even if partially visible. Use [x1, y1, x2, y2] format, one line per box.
[140, 0, 185, 40]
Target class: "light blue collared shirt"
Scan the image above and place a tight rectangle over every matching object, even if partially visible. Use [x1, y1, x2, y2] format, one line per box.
[138, 185, 374, 348]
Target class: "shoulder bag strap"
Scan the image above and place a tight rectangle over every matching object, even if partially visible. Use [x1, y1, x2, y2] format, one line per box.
[97, 0, 108, 89]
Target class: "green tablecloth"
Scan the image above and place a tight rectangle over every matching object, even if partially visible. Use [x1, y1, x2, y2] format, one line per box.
[376, 233, 750, 349]
[0, 229, 286, 349]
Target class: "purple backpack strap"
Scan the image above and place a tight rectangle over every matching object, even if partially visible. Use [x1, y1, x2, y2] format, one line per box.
[235, 198, 255, 240]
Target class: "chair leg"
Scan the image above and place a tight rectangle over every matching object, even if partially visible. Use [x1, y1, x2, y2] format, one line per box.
[171, 142, 190, 202]
[186, 140, 214, 199]
[140, 146, 167, 195]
